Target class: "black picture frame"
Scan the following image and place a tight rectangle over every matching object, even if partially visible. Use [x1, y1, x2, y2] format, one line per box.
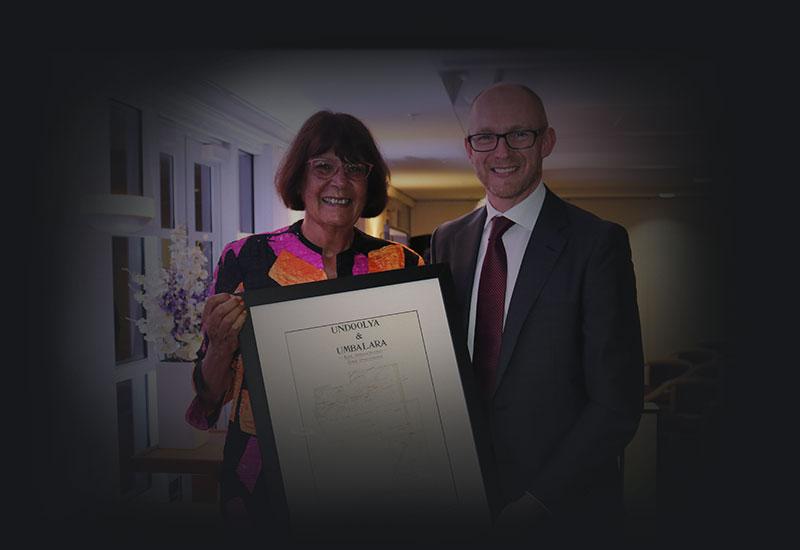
[238, 264, 498, 542]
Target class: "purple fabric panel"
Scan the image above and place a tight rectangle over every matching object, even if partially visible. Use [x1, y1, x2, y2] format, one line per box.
[353, 252, 369, 275]
[267, 228, 324, 270]
[236, 436, 262, 493]
[185, 395, 212, 430]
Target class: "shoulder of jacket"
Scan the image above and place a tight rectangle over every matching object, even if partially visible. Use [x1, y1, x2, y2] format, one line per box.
[435, 207, 483, 239]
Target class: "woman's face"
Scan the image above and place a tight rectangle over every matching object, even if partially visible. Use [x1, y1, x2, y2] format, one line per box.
[301, 149, 369, 232]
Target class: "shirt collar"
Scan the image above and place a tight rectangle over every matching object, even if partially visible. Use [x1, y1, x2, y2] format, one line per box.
[291, 218, 363, 256]
[484, 181, 547, 232]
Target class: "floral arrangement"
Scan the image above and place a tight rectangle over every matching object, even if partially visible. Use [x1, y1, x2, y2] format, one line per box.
[127, 225, 210, 361]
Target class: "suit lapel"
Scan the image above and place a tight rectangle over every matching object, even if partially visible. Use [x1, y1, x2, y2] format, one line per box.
[492, 188, 568, 397]
[450, 208, 487, 336]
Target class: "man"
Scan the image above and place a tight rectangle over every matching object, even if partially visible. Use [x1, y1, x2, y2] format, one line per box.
[430, 83, 644, 541]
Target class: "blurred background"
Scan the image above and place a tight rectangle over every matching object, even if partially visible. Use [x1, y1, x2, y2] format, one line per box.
[24, 47, 731, 545]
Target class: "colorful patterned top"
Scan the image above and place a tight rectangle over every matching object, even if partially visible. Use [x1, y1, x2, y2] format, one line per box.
[185, 220, 424, 522]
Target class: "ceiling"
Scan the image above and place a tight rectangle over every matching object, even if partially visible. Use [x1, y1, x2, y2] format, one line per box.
[116, 48, 722, 202]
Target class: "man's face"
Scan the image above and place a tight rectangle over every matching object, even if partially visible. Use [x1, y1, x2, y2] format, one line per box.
[466, 86, 556, 211]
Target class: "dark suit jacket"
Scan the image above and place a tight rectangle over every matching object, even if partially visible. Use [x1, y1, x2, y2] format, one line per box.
[430, 186, 644, 529]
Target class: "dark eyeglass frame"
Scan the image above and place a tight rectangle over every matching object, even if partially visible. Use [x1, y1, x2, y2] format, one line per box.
[306, 157, 374, 181]
[466, 127, 548, 152]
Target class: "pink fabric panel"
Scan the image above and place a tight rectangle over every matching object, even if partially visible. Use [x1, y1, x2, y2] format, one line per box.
[236, 436, 262, 493]
[185, 396, 212, 430]
[267, 228, 324, 270]
[353, 253, 369, 275]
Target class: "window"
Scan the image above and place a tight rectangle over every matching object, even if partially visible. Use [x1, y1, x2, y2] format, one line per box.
[109, 100, 143, 196]
[194, 163, 213, 232]
[159, 153, 175, 229]
[112, 236, 147, 364]
[116, 379, 135, 494]
[116, 379, 151, 496]
[239, 150, 255, 234]
[198, 240, 214, 288]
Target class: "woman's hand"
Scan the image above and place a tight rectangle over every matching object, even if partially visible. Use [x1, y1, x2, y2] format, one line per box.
[198, 293, 247, 410]
[204, 293, 247, 358]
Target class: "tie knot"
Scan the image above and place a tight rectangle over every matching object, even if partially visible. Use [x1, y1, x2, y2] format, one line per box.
[488, 216, 514, 241]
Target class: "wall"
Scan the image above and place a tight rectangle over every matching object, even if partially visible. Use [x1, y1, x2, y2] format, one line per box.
[568, 196, 726, 361]
[407, 193, 726, 363]
[410, 200, 480, 236]
[32, 66, 121, 520]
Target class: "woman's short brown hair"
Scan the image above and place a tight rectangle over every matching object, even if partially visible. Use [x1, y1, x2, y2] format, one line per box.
[275, 111, 389, 218]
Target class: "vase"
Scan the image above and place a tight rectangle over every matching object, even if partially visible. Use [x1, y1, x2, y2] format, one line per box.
[156, 360, 209, 449]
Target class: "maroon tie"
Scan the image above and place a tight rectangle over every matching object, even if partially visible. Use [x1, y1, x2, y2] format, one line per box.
[473, 215, 515, 398]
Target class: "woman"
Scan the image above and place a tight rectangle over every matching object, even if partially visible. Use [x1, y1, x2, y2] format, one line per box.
[185, 111, 424, 523]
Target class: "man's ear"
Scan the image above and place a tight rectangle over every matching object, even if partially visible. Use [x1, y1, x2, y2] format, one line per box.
[464, 137, 474, 161]
[541, 127, 556, 158]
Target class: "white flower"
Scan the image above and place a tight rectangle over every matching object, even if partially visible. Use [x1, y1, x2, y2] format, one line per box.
[127, 225, 209, 361]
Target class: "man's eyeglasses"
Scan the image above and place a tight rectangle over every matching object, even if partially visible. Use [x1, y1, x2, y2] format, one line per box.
[307, 158, 373, 182]
[466, 127, 547, 152]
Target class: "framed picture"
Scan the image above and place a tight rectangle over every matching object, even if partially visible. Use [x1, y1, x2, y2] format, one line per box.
[238, 264, 496, 542]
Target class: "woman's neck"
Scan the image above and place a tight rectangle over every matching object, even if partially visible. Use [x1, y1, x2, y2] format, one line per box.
[300, 219, 355, 258]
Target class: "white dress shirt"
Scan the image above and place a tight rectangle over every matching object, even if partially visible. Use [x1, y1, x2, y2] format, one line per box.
[467, 182, 547, 359]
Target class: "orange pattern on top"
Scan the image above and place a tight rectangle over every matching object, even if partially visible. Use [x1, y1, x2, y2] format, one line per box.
[367, 244, 406, 272]
[238, 389, 257, 435]
[226, 355, 244, 409]
[268, 250, 326, 286]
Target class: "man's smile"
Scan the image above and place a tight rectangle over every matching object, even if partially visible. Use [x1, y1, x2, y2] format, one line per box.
[490, 165, 520, 175]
